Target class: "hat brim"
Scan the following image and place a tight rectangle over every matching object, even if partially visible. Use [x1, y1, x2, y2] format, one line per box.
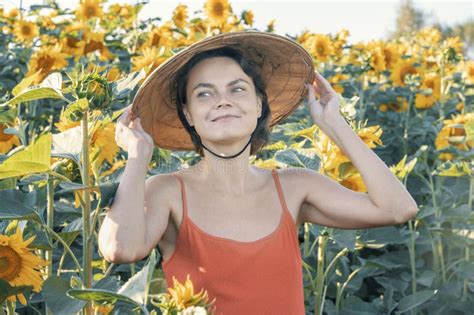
[131, 31, 315, 151]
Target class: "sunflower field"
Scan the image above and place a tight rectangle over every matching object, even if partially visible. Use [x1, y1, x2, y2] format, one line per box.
[0, 0, 473, 314]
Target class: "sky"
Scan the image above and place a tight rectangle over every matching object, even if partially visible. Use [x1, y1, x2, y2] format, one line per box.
[2, 0, 473, 45]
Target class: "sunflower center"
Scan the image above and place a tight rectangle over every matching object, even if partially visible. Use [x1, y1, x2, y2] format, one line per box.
[86, 6, 97, 18]
[425, 80, 434, 89]
[67, 37, 80, 49]
[316, 43, 326, 56]
[0, 124, 14, 141]
[151, 34, 161, 47]
[37, 55, 56, 74]
[400, 66, 416, 84]
[0, 245, 22, 281]
[212, 3, 224, 16]
[21, 25, 32, 36]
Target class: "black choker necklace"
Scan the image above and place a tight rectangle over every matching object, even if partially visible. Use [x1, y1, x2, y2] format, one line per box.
[201, 134, 253, 159]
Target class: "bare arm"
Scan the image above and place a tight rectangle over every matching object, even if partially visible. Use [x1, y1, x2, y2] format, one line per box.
[98, 156, 153, 263]
[98, 105, 171, 263]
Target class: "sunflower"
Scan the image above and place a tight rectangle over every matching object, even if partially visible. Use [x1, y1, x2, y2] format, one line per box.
[242, 10, 254, 26]
[0, 123, 21, 154]
[415, 72, 441, 109]
[168, 274, 213, 310]
[92, 301, 114, 315]
[173, 4, 188, 29]
[204, 0, 231, 28]
[76, 0, 104, 21]
[0, 226, 48, 305]
[369, 46, 386, 73]
[464, 60, 474, 84]
[145, 25, 172, 49]
[416, 27, 442, 45]
[310, 34, 334, 62]
[390, 58, 419, 87]
[54, 112, 80, 132]
[5, 8, 19, 19]
[131, 46, 167, 78]
[106, 66, 121, 82]
[340, 172, 367, 193]
[435, 113, 474, 160]
[82, 30, 114, 61]
[379, 96, 408, 113]
[443, 36, 464, 55]
[328, 73, 349, 94]
[252, 158, 281, 170]
[13, 20, 39, 44]
[26, 44, 69, 84]
[358, 125, 383, 148]
[60, 36, 85, 57]
[382, 43, 401, 69]
[91, 122, 119, 165]
[266, 18, 276, 32]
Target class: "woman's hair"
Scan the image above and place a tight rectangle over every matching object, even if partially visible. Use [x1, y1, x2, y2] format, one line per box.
[174, 46, 271, 157]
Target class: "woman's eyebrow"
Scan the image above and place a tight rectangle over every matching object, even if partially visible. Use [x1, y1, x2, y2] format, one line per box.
[192, 78, 250, 92]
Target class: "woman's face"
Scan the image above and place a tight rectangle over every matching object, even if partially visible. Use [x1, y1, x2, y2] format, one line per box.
[183, 56, 262, 147]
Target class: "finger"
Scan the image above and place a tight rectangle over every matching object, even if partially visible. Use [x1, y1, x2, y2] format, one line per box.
[311, 80, 323, 96]
[117, 110, 130, 126]
[314, 71, 337, 95]
[134, 118, 145, 132]
[305, 84, 323, 108]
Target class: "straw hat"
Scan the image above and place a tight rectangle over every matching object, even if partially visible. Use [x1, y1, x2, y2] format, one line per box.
[130, 30, 315, 151]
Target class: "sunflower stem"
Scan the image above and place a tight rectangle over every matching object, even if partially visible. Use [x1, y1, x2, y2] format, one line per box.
[81, 110, 93, 315]
[314, 233, 328, 315]
[5, 301, 15, 315]
[462, 175, 473, 300]
[41, 224, 82, 274]
[403, 94, 413, 157]
[45, 174, 54, 315]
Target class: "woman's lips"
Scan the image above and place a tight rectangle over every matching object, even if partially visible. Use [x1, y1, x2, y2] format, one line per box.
[214, 117, 236, 122]
[212, 116, 239, 122]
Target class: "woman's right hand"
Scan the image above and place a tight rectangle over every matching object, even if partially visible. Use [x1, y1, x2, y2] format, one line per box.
[115, 105, 154, 161]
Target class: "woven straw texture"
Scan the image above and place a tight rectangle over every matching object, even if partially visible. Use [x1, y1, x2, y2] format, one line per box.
[131, 31, 315, 151]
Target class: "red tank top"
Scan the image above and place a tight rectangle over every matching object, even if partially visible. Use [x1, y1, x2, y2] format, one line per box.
[161, 169, 305, 315]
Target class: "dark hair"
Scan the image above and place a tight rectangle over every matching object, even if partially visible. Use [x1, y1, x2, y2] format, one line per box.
[174, 46, 271, 157]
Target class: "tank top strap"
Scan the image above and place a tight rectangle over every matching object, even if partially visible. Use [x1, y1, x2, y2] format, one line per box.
[171, 172, 188, 218]
[271, 169, 292, 220]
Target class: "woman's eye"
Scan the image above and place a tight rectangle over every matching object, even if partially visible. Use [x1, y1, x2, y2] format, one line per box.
[197, 91, 210, 97]
[197, 87, 244, 98]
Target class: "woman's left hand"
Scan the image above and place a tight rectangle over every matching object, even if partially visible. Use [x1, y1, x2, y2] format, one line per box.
[305, 71, 345, 129]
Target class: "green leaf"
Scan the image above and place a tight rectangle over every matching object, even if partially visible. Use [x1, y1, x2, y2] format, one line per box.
[98, 181, 119, 209]
[0, 108, 18, 124]
[359, 226, 408, 247]
[63, 98, 89, 121]
[275, 148, 320, 169]
[41, 72, 62, 90]
[0, 189, 42, 223]
[117, 249, 157, 305]
[341, 295, 379, 314]
[12, 71, 42, 96]
[331, 229, 356, 251]
[52, 126, 82, 164]
[112, 70, 146, 98]
[42, 276, 86, 315]
[0, 133, 51, 180]
[1, 87, 64, 107]
[66, 288, 148, 314]
[0, 279, 33, 305]
[395, 290, 436, 313]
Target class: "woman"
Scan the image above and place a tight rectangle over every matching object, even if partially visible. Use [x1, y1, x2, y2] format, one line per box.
[98, 31, 418, 314]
